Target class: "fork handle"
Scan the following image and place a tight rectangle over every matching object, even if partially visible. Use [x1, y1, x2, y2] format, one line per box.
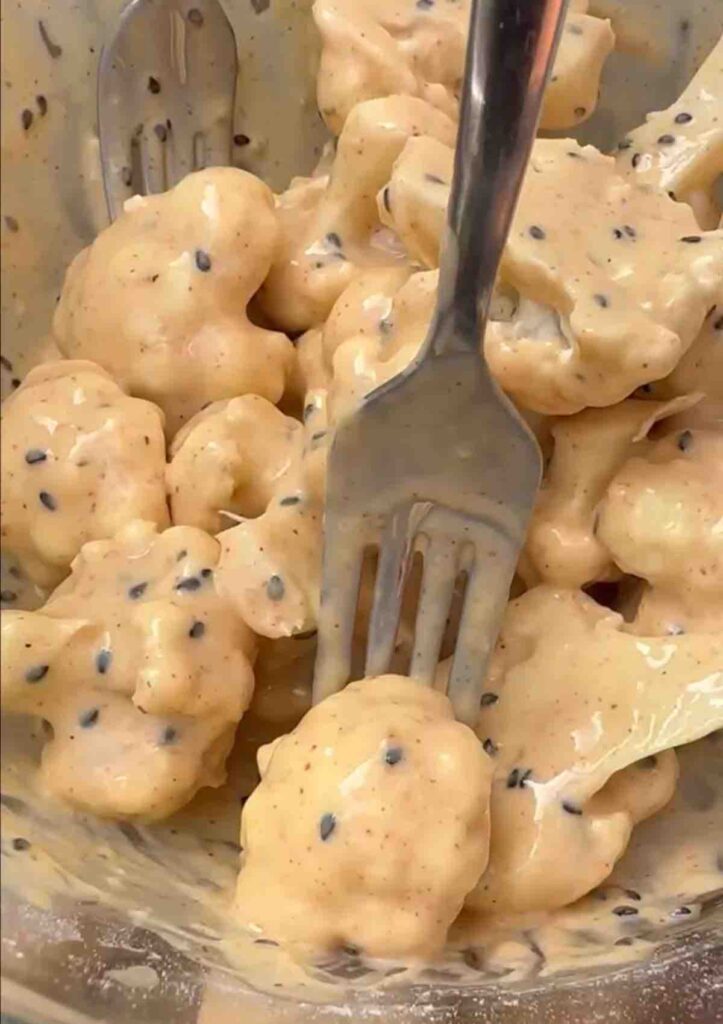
[432, 0, 568, 355]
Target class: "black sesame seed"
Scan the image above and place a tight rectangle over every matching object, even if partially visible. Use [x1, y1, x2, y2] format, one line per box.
[574, 106, 587, 118]
[187, 8, 204, 25]
[382, 187, 391, 213]
[680, 235, 701, 243]
[674, 111, 692, 124]
[128, 582, 148, 600]
[672, 905, 692, 916]
[303, 403, 315, 421]
[416, 0, 434, 8]
[4, 215, 19, 232]
[631, 153, 641, 168]
[25, 664, 49, 683]
[613, 228, 624, 239]
[177, 549, 188, 562]
[36, 95, 48, 116]
[311, 431, 327, 443]
[480, 692, 498, 707]
[615, 937, 634, 946]
[593, 293, 610, 308]
[319, 812, 336, 841]
[266, 575, 285, 601]
[562, 800, 583, 815]
[677, 429, 693, 452]
[189, 620, 205, 639]
[657, 134, 675, 145]
[148, 76, 161, 94]
[21, 108, 34, 130]
[38, 490, 57, 510]
[624, 888, 641, 901]
[326, 232, 342, 248]
[384, 746, 403, 765]
[154, 122, 167, 142]
[175, 575, 202, 592]
[279, 495, 301, 506]
[38, 20, 62, 58]
[234, 133, 251, 146]
[121, 165, 133, 187]
[25, 448, 47, 465]
[95, 649, 112, 674]
[160, 725, 178, 745]
[714, 315, 723, 331]
[195, 249, 212, 271]
[617, 138, 632, 151]
[1, 590, 18, 603]
[612, 905, 639, 916]
[379, 316, 393, 335]
[200, 567, 213, 579]
[529, 225, 546, 240]
[623, 224, 637, 238]
[11, 837, 31, 851]
[482, 738, 497, 756]
[79, 707, 100, 728]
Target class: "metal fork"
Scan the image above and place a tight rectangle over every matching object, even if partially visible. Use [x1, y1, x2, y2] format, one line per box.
[313, 0, 567, 725]
[98, 0, 238, 221]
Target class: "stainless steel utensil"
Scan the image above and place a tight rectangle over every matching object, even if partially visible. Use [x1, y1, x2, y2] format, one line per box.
[98, 0, 238, 221]
[313, 0, 568, 725]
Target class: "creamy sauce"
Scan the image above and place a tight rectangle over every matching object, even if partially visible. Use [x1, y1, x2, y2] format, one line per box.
[1, 0, 723, 1008]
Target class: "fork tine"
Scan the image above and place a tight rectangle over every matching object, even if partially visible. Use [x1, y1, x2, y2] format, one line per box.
[137, 126, 166, 195]
[446, 537, 517, 726]
[409, 536, 459, 685]
[313, 531, 367, 704]
[365, 509, 413, 678]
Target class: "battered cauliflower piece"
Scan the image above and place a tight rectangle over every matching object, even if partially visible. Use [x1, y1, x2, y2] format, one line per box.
[256, 96, 455, 332]
[597, 426, 723, 626]
[235, 675, 493, 961]
[466, 587, 723, 916]
[314, 0, 613, 135]
[53, 168, 295, 436]
[484, 141, 722, 413]
[324, 268, 437, 421]
[662, 300, 723, 402]
[617, 36, 723, 229]
[167, 395, 304, 534]
[214, 393, 328, 638]
[524, 396, 699, 588]
[0, 521, 256, 820]
[377, 135, 452, 268]
[1, 361, 168, 590]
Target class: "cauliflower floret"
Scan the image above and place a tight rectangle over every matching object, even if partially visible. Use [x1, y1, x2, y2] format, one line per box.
[0, 520, 256, 820]
[313, 0, 613, 135]
[597, 427, 723, 625]
[1, 360, 168, 589]
[167, 395, 304, 535]
[524, 396, 699, 588]
[215, 392, 328, 638]
[53, 168, 295, 436]
[256, 96, 455, 332]
[235, 674, 493, 960]
[616, 36, 723, 229]
[465, 587, 723, 916]
[484, 142, 722, 413]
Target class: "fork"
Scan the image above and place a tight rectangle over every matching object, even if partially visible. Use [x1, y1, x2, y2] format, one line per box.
[98, 0, 238, 221]
[313, 0, 568, 725]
